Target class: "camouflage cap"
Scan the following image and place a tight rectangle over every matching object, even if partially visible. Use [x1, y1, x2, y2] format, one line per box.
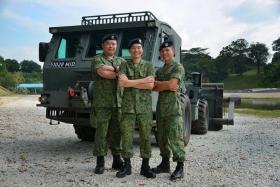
[102, 34, 118, 43]
[159, 40, 174, 51]
[128, 38, 143, 49]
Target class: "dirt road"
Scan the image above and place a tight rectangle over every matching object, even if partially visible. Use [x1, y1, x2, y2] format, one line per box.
[0, 95, 279, 186]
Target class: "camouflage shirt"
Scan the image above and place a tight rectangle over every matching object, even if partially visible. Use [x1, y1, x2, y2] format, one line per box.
[118, 59, 155, 114]
[156, 60, 185, 117]
[91, 53, 126, 108]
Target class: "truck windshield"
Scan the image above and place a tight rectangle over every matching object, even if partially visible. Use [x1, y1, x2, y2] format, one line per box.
[86, 29, 146, 59]
[56, 34, 80, 59]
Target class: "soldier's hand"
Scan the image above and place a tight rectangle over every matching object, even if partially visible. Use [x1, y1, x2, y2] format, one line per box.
[170, 85, 179, 91]
[144, 76, 155, 83]
[115, 65, 120, 72]
[119, 74, 128, 81]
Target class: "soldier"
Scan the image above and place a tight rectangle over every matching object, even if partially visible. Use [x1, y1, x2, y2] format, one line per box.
[116, 38, 156, 178]
[152, 40, 186, 181]
[91, 34, 126, 174]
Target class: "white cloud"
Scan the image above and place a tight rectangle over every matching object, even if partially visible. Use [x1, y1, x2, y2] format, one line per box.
[2, 0, 279, 61]
[2, 8, 48, 33]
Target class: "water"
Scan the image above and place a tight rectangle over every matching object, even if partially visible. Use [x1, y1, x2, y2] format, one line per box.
[238, 98, 280, 110]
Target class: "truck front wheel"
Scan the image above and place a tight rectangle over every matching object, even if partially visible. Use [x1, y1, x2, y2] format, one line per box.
[73, 125, 95, 141]
[180, 93, 192, 146]
[191, 99, 209, 134]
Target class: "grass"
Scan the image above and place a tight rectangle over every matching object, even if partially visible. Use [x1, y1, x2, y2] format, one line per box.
[223, 69, 263, 90]
[0, 86, 13, 96]
[236, 108, 280, 118]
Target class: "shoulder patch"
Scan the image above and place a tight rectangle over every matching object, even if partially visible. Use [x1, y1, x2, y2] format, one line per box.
[117, 57, 126, 63]
[116, 57, 126, 65]
[93, 55, 102, 62]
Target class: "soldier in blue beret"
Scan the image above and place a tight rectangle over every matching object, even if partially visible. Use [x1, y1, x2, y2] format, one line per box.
[91, 33, 126, 174]
[116, 38, 156, 178]
[153, 40, 186, 181]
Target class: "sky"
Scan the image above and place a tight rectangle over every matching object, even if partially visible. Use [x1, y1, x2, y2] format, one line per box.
[0, 0, 279, 66]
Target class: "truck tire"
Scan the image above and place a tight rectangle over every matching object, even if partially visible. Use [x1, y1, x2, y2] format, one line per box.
[209, 122, 223, 131]
[180, 93, 192, 146]
[191, 99, 209, 134]
[73, 125, 95, 141]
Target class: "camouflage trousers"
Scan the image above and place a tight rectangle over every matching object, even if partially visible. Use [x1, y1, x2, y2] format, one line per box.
[156, 115, 185, 162]
[93, 107, 122, 156]
[120, 113, 153, 159]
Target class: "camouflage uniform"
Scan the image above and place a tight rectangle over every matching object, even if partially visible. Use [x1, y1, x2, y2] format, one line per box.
[118, 59, 155, 158]
[91, 53, 125, 156]
[156, 60, 185, 162]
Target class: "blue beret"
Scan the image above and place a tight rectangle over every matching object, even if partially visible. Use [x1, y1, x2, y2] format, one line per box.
[159, 40, 174, 51]
[102, 34, 117, 43]
[128, 38, 143, 49]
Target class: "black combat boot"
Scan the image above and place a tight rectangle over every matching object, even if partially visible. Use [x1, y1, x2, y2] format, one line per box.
[140, 158, 156, 178]
[112, 155, 124, 170]
[94, 156, 105, 174]
[170, 162, 184, 181]
[116, 158, 131, 178]
[152, 157, 170, 173]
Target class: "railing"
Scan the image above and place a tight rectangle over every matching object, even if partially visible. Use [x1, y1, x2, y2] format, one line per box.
[81, 11, 157, 25]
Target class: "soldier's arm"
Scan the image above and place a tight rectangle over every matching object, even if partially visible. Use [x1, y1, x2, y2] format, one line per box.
[118, 74, 154, 89]
[101, 65, 115, 71]
[153, 78, 179, 91]
[97, 66, 116, 79]
[133, 63, 155, 89]
[133, 80, 154, 90]
[93, 56, 116, 79]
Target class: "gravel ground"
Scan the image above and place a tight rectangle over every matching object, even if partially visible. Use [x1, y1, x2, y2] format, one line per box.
[0, 95, 279, 187]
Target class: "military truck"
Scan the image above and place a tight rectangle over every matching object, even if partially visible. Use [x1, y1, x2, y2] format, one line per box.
[37, 11, 239, 145]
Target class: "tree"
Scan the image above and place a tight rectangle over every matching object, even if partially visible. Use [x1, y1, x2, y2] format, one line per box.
[217, 39, 253, 75]
[0, 56, 6, 72]
[261, 37, 280, 87]
[261, 61, 280, 87]
[5, 59, 19, 72]
[214, 55, 231, 81]
[182, 48, 219, 82]
[272, 52, 280, 63]
[20, 60, 41, 73]
[248, 43, 269, 74]
[272, 37, 280, 63]
[272, 37, 280, 52]
[217, 46, 235, 73]
[0, 72, 24, 90]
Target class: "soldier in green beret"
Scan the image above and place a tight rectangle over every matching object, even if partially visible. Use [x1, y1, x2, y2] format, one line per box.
[91, 34, 126, 174]
[153, 40, 186, 181]
[116, 38, 156, 178]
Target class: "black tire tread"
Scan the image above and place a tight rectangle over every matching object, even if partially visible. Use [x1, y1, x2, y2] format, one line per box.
[180, 94, 192, 146]
[191, 99, 209, 135]
[73, 125, 95, 141]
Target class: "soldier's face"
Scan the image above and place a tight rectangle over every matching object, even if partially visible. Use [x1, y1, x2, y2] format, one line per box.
[102, 40, 117, 57]
[129, 44, 143, 59]
[160, 47, 175, 63]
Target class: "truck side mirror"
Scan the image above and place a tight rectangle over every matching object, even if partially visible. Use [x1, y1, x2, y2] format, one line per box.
[39, 42, 49, 62]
